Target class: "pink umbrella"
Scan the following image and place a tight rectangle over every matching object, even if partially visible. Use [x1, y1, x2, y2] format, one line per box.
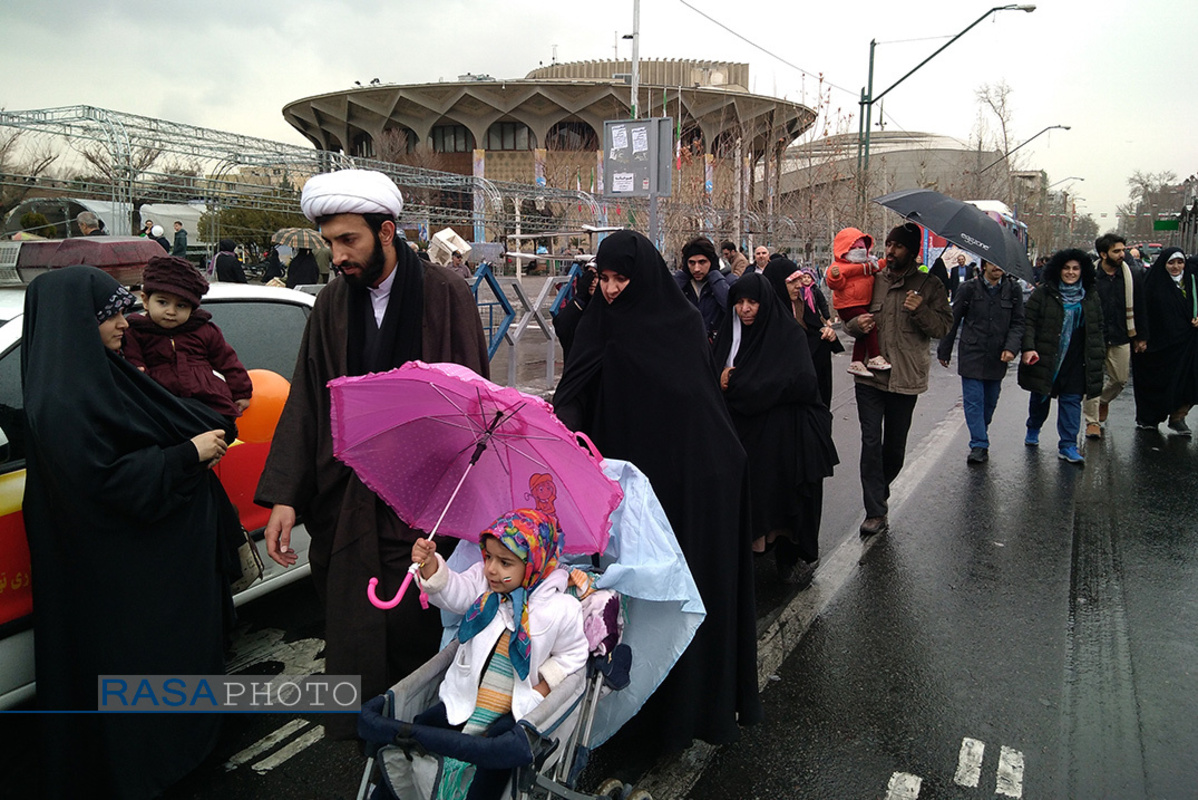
[328, 361, 623, 609]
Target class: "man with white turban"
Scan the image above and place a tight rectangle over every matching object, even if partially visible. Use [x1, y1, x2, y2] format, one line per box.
[256, 170, 488, 736]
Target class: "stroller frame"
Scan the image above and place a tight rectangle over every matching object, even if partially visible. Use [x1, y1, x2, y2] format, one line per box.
[357, 637, 634, 800]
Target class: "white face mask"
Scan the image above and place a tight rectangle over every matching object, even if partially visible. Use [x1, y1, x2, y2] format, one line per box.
[845, 247, 870, 264]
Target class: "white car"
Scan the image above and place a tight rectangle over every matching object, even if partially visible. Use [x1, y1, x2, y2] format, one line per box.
[0, 279, 316, 709]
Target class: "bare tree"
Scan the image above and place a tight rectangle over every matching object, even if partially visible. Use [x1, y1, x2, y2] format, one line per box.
[971, 81, 1017, 204]
[141, 157, 205, 204]
[376, 128, 451, 214]
[71, 141, 161, 187]
[1120, 169, 1180, 239]
[0, 127, 58, 219]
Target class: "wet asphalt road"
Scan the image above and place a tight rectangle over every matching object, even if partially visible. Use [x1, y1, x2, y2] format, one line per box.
[4, 345, 1197, 799]
[686, 360, 1198, 799]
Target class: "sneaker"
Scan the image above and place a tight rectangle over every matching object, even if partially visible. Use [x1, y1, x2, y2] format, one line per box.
[1058, 446, 1085, 464]
[1136, 422, 1159, 431]
[1085, 423, 1103, 439]
[847, 361, 874, 377]
[865, 356, 893, 371]
[1025, 428, 1040, 447]
[860, 515, 888, 536]
[967, 447, 989, 464]
[1168, 417, 1192, 436]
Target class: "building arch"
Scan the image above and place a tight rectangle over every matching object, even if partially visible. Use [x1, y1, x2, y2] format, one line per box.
[351, 130, 375, 159]
[378, 126, 418, 157]
[429, 121, 475, 153]
[545, 120, 599, 152]
[484, 121, 536, 151]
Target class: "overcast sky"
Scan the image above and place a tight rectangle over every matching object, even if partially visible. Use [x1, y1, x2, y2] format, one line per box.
[3, 0, 1194, 228]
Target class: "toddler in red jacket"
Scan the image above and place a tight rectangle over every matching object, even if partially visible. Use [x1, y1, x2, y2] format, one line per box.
[123, 256, 253, 426]
[824, 227, 892, 377]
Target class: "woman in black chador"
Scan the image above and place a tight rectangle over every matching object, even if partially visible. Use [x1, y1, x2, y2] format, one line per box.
[553, 229, 763, 750]
[713, 272, 838, 588]
[762, 258, 844, 408]
[22, 266, 231, 798]
[1132, 246, 1198, 433]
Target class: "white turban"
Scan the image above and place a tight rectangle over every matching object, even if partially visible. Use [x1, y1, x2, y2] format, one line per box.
[300, 169, 404, 222]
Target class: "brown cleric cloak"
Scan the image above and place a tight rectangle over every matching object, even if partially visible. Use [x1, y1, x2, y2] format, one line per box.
[255, 258, 488, 733]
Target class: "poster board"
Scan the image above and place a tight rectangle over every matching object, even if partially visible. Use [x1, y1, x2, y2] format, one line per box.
[602, 118, 674, 198]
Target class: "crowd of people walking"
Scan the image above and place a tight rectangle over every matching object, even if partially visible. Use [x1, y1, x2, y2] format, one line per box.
[21, 162, 1197, 797]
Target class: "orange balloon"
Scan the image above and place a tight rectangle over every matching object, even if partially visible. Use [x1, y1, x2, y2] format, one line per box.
[238, 369, 291, 443]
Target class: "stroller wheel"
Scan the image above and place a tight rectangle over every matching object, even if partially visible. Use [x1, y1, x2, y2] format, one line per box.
[627, 791, 654, 800]
[597, 778, 629, 799]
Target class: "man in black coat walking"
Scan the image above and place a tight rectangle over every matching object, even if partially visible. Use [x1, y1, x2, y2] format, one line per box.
[938, 259, 1026, 463]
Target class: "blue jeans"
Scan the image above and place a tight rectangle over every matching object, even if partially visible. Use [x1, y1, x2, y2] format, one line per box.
[1026, 392, 1082, 451]
[962, 377, 1003, 449]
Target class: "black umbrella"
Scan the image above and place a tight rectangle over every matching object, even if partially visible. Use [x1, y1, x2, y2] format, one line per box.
[872, 189, 1033, 281]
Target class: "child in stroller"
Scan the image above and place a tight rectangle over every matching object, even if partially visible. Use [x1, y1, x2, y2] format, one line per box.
[358, 460, 700, 800]
[395, 508, 588, 799]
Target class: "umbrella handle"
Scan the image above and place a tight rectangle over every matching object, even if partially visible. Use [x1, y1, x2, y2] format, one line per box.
[366, 565, 418, 610]
[575, 431, 605, 463]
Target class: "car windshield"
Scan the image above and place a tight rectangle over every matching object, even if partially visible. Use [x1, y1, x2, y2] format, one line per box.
[203, 299, 310, 378]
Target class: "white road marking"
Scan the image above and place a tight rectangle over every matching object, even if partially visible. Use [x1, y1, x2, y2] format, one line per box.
[251, 724, 326, 774]
[954, 737, 986, 787]
[885, 771, 923, 799]
[996, 745, 1025, 797]
[639, 412, 969, 800]
[223, 718, 311, 771]
[887, 406, 965, 510]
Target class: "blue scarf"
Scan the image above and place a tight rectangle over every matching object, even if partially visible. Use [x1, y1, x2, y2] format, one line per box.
[1055, 281, 1085, 380]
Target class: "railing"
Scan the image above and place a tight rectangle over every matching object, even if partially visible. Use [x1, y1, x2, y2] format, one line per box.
[469, 261, 583, 390]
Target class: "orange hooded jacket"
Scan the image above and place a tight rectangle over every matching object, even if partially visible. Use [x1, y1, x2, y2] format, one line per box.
[823, 227, 878, 310]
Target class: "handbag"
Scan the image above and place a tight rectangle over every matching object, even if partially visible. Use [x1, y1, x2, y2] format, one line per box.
[212, 476, 264, 593]
[230, 527, 265, 593]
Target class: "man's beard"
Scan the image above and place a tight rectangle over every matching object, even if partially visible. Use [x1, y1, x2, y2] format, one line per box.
[341, 234, 387, 289]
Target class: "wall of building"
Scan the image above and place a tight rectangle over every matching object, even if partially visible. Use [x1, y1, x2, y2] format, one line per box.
[526, 59, 750, 90]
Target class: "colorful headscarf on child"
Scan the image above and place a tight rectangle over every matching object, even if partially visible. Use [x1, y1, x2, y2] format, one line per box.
[457, 509, 563, 680]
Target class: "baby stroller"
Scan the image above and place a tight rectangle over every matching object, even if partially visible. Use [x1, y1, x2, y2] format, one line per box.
[355, 459, 706, 800]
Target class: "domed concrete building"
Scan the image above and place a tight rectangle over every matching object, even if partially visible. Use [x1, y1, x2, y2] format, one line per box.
[282, 59, 816, 187]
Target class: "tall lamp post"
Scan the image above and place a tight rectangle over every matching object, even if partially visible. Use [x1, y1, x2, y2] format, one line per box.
[978, 124, 1070, 173]
[1042, 177, 1082, 250]
[1049, 176, 1084, 189]
[856, 4, 1036, 213]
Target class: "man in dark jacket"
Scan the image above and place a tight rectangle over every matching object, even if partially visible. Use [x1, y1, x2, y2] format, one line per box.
[75, 211, 106, 236]
[674, 236, 733, 340]
[171, 221, 188, 257]
[938, 260, 1025, 463]
[1083, 232, 1143, 439]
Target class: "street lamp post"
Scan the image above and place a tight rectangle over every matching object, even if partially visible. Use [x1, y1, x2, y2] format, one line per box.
[629, 0, 640, 119]
[856, 4, 1036, 214]
[1048, 176, 1084, 189]
[978, 125, 1070, 173]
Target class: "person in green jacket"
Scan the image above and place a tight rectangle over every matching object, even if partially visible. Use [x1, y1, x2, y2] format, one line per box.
[1017, 248, 1105, 464]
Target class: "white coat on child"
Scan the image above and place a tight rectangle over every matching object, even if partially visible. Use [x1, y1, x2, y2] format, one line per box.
[415, 509, 588, 726]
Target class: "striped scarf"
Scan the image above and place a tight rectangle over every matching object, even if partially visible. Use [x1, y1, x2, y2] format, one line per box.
[436, 632, 516, 800]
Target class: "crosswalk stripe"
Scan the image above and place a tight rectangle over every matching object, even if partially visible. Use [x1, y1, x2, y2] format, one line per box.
[251, 724, 326, 774]
[885, 772, 922, 800]
[954, 737, 986, 788]
[996, 745, 1025, 797]
[223, 718, 310, 771]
